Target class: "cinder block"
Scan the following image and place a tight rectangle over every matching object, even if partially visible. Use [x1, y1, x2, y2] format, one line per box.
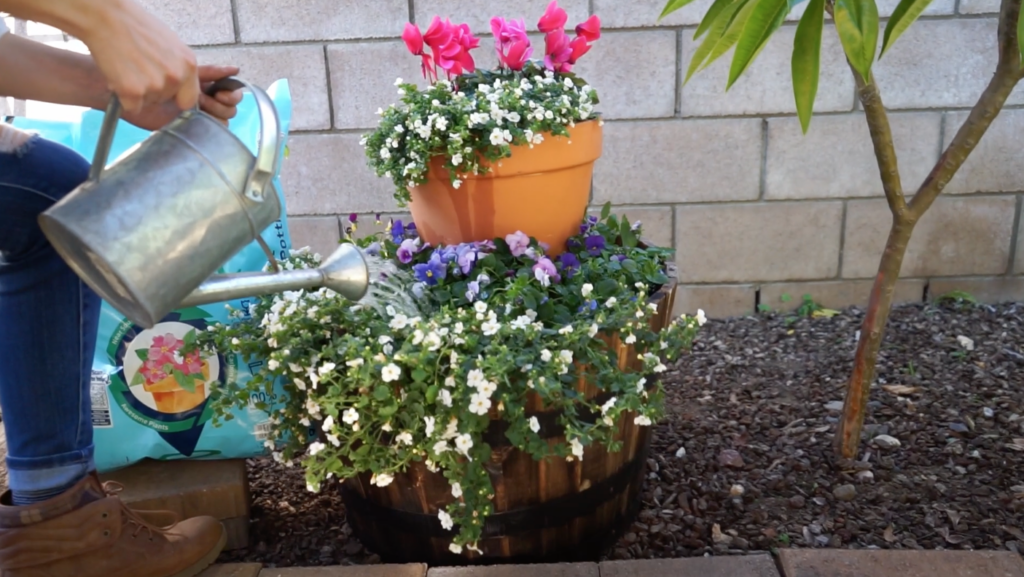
[680, 24, 855, 117]
[235, 0, 407, 42]
[777, 548, 1024, 577]
[675, 202, 844, 282]
[98, 459, 249, 550]
[959, 0, 1001, 14]
[586, 205, 674, 249]
[765, 113, 941, 200]
[328, 42, 426, 130]
[427, 563, 597, 577]
[288, 216, 341, 257]
[943, 109, 1024, 194]
[928, 276, 1024, 303]
[572, 31, 677, 120]
[594, 119, 762, 204]
[1017, 207, 1024, 274]
[136, 0, 234, 45]
[262, 566, 426, 577]
[673, 284, 757, 318]
[759, 279, 926, 312]
[414, 0, 589, 35]
[195, 45, 330, 131]
[600, 555, 781, 577]
[842, 195, 1017, 278]
[281, 134, 401, 215]
[873, 19, 1024, 110]
[200, 564, 263, 577]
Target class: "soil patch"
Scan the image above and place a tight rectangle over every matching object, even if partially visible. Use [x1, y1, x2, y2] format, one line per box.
[219, 301, 1024, 567]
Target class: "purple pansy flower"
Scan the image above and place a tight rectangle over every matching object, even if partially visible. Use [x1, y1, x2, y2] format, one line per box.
[466, 280, 481, 301]
[396, 238, 420, 264]
[532, 256, 560, 287]
[585, 235, 605, 256]
[559, 252, 580, 277]
[391, 219, 406, 243]
[413, 252, 447, 286]
[364, 242, 382, 257]
[348, 213, 358, 223]
[457, 246, 481, 275]
[505, 231, 531, 257]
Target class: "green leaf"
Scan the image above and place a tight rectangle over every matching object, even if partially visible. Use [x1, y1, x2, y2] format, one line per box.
[1018, 2, 1024, 64]
[792, 0, 825, 133]
[130, 371, 145, 387]
[619, 218, 638, 248]
[694, 0, 740, 40]
[135, 349, 149, 361]
[596, 279, 620, 297]
[379, 403, 398, 417]
[373, 385, 390, 401]
[600, 202, 612, 220]
[426, 385, 439, 404]
[412, 368, 428, 382]
[728, 0, 790, 89]
[692, 0, 758, 82]
[660, 0, 699, 20]
[881, 0, 934, 56]
[183, 329, 197, 347]
[834, 0, 879, 78]
[173, 370, 197, 394]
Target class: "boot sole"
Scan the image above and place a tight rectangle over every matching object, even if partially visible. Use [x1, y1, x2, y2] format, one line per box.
[169, 524, 228, 577]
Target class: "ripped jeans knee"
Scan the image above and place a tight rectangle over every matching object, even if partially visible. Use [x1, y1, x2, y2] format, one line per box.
[0, 123, 38, 156]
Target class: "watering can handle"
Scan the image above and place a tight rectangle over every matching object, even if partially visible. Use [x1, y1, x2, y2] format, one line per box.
[88, 77, 281, 205]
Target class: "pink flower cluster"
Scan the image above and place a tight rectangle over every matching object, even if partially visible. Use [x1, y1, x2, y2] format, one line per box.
[139, 333, 204, 385]
[402, 1, 601, 78]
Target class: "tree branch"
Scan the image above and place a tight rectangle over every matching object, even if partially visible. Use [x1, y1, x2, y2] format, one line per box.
[854, 72, 909, 219]
[908, 0, 1024, 219]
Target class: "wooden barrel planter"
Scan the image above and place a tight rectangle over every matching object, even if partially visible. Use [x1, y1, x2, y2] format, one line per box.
[340, 254, 679, 566]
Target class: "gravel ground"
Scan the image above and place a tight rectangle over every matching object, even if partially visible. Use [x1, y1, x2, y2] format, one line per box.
[218, 300, 1024, 568]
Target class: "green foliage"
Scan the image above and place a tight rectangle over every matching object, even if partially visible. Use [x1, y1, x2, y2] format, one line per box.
[1018, 4, 1024, 63]
[834, 0, 879, 79]
[190, 209, 703, 552]
[793, 0, 825, 131]
[882, 0, 936, 56]
[730, 0, 789, 87]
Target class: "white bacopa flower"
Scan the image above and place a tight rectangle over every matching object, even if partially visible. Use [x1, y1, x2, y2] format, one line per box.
[605, 297, 618, 308]
[559, 350, 573, 364]
[389, 314, 409, 330]
[473, 302, 488, 314]
[601, 397, 617, 415]
[476, 380, 497, 397]
[451, 482, 463, 498]
[529, 416, 540, 433]
[289, 362, 303, 373]
[481, 319, 501, 336]
[439, 389, 453, 407]
[342, 408, 359, 425]
[438, 509, 454, 530]
[455, 433, 473, 456]
[696, 309, 707, 326]
[654, 362, 667, 373]
[382, 363, 402, 382]
[267, 359, 280, 371]
[444, 375, 456, 388]
[231, 337, 240, 346]
[382, 422, 393, 432]
[299, 416, 311, 427]
[449, 543, 462, 554]
[635, 415, 653, 426]
[432, 440, 449, 455]
[540, 349, 552, 362]
[636, 377, 647, 393]
[318, 362, 336, 376]
[322, 415, 335, 432]
[346, 358, 364, 368]
[581, 283, 593, 297]
[454, 322, 464, 334]
[469, 393, 492, 415]
[371, 473, 394, 487]
[307, 482, 320, 493]
[394, 77, 403, 86]
[443, 418, 459, 440]
[511, 315, 532, 330]
[327, 434, 341, 447]
[293, 377, 307, 391]
[625, 334, 637, 344]
[378, 335, 392, 344]
[569, 438, 584, 460]
[558, 325, 573, 335]
[395, 431, 414, 446]
[452, 153, 463, 165]
[308, 441, 326, 456]
[424, 416, 436, 436]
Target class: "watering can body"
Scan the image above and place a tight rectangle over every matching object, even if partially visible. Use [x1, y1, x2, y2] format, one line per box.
[38, 78, 368, 329]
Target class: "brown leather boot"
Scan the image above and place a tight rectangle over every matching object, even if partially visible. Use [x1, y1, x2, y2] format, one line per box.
[0, 474, 226, 577]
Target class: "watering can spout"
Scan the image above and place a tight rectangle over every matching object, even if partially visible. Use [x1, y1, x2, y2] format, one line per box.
[178, 243, 370, 309]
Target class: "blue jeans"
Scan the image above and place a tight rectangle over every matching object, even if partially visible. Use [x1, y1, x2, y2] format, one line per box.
[0, 130, 98, 502]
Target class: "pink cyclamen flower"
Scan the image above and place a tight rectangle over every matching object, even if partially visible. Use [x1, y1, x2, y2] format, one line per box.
[537, 0, 568, 33]
[423, 16, 453, 54]
[437, 21, 478, 76]
[505, 231, 531, 257]
[402, 23, 435, 80]
[575, 15, 601, 43]
[491, 17, 533, 71]
[568, 36, 591, 64]
[544, 29, 573, 72]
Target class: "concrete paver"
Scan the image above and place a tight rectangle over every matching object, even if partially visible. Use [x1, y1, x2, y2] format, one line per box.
[427, 562, 598, 577]
[600, 555, 781, 577]
[200, 565, 263, 577]
[777, 549, 1024, 577]
[259, 565, 427, 577]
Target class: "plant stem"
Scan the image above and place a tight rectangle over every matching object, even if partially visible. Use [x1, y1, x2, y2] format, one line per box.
[833, 0, 1024, 459]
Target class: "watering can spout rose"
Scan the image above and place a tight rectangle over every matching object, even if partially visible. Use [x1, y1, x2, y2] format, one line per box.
[36, 77, 370, 329]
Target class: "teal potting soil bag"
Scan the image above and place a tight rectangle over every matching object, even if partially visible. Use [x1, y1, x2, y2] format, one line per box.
[12, 80, 294, 473]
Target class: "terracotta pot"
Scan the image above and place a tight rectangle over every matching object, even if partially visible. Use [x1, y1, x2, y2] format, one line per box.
[407, 119, 602, 256]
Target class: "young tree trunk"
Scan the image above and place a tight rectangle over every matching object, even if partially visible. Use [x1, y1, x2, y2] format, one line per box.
[833, 0, 1024, 459]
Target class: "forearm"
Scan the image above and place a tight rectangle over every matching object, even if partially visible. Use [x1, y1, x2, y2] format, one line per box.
[0, 34, 107, 108]
[0, 0, 117, 41]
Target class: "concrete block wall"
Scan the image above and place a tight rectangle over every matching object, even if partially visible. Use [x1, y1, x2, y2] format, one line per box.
[13, 0, 1024, 317]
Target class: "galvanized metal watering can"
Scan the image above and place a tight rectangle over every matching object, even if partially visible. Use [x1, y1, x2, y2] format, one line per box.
[38, 77, 369, 329]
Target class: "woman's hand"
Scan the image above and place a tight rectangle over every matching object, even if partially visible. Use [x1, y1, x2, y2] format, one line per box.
[121, 65, 244, 131]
